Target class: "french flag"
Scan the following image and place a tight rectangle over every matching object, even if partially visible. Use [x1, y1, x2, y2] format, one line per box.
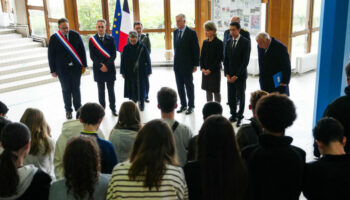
[112, 0, 132, 52]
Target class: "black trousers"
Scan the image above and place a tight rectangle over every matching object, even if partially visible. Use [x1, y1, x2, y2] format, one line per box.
[97, 80, 116, 112]
[58, 73, 81, 112]
[175, 72, 195, 108]
[227, 78, 246, 118]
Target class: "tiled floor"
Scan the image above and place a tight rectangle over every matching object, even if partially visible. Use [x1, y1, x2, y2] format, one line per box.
[2, 67, 317, 162]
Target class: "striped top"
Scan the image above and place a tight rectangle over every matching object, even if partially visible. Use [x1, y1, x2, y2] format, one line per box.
[107, 162, 188, 200]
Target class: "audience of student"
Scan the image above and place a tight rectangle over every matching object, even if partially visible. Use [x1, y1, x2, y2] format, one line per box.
[241, 94, 306, 200]
[0, 101, 11, 147]
[79, 103, 118, 174]
[187, 101, 223, 161]
[0, 122, 51, 200]
[184, 115, 248, 200]
[109, 101, 142, 162]
[107, 119, 188, 200]
[20, 108, 56, 179]
[303, 117, 350, 200]
[54, 109, 105, 179]
[49, 136, 110, 200]
[157, 87, 193, 166]
[314, 62, 350, 157]
[236, 90, 268, 149]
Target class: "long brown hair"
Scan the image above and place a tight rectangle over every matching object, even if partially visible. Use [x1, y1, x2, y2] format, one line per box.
[114, 101, 141, 131]
[64, 136, 100, 200]
[129, 119, 177, 190]
[197, 115, 248, 200]
[20, 108, 52, 155]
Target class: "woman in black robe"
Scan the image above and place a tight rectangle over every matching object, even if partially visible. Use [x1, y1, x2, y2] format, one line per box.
[120, 31, 151, 111]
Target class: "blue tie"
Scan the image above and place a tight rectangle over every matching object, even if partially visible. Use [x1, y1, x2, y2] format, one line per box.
[178, 30, 182, 40]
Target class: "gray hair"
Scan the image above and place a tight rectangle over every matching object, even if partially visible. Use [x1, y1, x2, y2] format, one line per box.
[256, 32, 270, 41]
[176, 14, 186, 21]
[204, 21, 217, 32]
[97, 19, 107, 25]
[129, 31, 138, 38]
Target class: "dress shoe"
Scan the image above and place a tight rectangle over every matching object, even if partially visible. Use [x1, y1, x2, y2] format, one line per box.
[229, 116, 237, 123]
[185, 107, 194, 115]
[145, 98, 150, 103]
[66, 112, 72, 120]
[139, 104, 145, 111]
[236, 116, 244, 127]
[112, 111, 118, 116]
[177, 106, 187, 113]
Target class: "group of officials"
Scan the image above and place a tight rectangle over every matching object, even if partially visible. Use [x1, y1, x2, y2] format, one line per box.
[48, 15, 291, 124]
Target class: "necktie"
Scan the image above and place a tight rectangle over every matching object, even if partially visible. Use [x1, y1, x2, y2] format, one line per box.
[178, 30, 182, 40]
[100, 37, 104, 42]
[232, 40, 237, 48]
[64, 34, 68, 41]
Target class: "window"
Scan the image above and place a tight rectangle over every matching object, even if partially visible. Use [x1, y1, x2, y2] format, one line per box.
[291, 0, 321, 64]
[76, 0, 103, 30]
[170, 0, 195, 28]
[28, 9, 46, 37]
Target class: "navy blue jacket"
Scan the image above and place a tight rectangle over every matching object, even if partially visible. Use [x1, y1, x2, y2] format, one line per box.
[81, 132, 118, 174]
[89, 34, 117, 82]
[223, 28, 251, 60]
[224, 36, 250, 79]
[173, 27, 200, 75]
[48, 30, 87, 75]
[257, 37, 291, 93]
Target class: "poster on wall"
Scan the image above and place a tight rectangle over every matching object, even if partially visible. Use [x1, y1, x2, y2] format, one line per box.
[212, 0, 261, 37]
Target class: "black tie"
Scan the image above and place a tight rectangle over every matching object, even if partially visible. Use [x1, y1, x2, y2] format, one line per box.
[232, 40, 237, 48]
[64, 34, 68, 41]
[178, 30, 182, 40]
[100, 37, 104, 42]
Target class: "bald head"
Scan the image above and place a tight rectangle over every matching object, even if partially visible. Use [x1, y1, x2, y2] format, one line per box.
[231, 16, 241, 24]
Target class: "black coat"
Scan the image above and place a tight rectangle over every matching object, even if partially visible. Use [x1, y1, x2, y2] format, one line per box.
[173, 27, 200, 75]
[303, 154, 350, 200]
[89, 34, 117, 82]
[257, 37, 291, 94]
[241, 134, 306, 200]
[224, 36, 250, 79]
[200, 37, 223, 92]
[48, 30, 87, 75]
[314, 85, 350, 157]
[120, 42, 151, 100]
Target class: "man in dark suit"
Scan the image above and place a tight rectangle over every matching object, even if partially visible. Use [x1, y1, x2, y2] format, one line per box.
[224, 22, 250, 126]
[134, 21, 151, 103]
[256, 32, 291, 95]
[89, 19, 117, 116]
[48, 18, 87, 119]
[173, 14, 200, 115]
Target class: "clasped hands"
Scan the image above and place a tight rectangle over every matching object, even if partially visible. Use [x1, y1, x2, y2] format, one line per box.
[226, 75, 238, 83]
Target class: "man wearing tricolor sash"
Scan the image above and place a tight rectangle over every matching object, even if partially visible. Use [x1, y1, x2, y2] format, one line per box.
[89, 19, 118, 116]
[48, 18, 87, 120]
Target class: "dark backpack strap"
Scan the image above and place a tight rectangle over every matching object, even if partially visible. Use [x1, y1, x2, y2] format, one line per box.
[172, 121, 179, 132]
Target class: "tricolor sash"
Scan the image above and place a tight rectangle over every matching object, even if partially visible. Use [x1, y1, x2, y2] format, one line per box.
[55, 31, 83, 66]
[90, 35, 111, 59]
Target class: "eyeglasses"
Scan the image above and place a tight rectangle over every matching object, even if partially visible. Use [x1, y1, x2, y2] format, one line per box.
[97, 26, 105, 28]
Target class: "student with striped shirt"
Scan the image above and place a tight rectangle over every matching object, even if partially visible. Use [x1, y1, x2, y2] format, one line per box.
[107, 119, 188, 200]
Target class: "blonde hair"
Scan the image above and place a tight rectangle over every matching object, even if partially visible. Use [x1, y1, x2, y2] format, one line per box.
[20, 108, 52, 155]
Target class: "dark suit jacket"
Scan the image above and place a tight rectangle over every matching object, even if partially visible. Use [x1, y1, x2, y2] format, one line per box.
[173, 27, 200, 75]
[224, 36, 250, 79]
[89, 34, 117, 82]
[48, 30, 87, 75]
[257, 37, 291, 93]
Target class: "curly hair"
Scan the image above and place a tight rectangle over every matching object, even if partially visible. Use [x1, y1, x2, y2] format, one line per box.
[64, 136, 101, 200]
[256, 94, 297, 133]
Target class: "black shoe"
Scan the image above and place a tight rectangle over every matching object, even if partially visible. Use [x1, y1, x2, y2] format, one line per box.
[177, 106, 187, 113]
[236, 116, 244, 127]
[112, 111, 118, 116]
[185, 107, 194, 115]
[145, 98, 150, 103]
[139, 103, 145, 111]
[229, 116, 237, 123]
[66, 112, 72, 120]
